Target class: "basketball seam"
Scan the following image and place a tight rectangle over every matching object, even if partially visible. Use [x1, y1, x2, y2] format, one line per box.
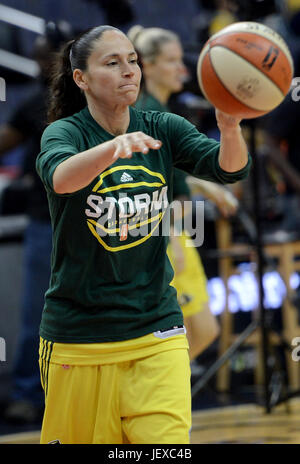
[198, 45, 210, 102]
[207, 49, 263, 113]
[209, 45, 285, 107]
[213, 44, 285, 96]
[210, 30, 293, 66]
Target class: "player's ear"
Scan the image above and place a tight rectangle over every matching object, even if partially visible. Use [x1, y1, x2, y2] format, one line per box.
[73, 69, 89, 91]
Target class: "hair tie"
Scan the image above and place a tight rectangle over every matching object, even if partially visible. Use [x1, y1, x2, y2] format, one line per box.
[69, 40, 75, 70]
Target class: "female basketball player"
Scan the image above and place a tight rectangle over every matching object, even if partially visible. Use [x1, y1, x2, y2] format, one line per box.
[36, 25, 251, 444]
[129, 25, 238, 361]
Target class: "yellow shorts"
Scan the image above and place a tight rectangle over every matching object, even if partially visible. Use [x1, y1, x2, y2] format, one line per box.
[39, 329, 191, 444]
[167, 232, 209, 318]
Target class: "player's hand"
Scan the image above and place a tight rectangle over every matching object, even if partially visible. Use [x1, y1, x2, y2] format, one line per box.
[214, 188, 239, 218]
[112, 132, 162, 160]
[215, 109, 242, 132]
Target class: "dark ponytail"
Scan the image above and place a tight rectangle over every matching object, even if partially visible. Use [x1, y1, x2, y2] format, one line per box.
[47, 25, 120, 123]
[47, 40, 86, 123]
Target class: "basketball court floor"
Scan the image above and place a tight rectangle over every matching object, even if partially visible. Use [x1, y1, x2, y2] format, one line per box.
[1, 399, 300, 444]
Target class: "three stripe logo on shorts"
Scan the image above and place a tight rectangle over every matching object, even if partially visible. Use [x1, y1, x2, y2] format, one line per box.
[40, 339, 53, 397]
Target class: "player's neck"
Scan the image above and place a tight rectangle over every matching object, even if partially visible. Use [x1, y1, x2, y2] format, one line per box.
[87, 101, 130, 136]
[145, 81, 170, 105]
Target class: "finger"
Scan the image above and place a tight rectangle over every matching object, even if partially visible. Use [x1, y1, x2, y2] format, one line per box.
[114, 139, 132, 159]
[132, 133, 162, 150]
[112, 146, 121, 160]
[130, 134, 150, 154]
[113, 144, 130, 159]
[131, 134, 162, 153]
[113, 145, 121, 160]
[145, 138, 162, 150]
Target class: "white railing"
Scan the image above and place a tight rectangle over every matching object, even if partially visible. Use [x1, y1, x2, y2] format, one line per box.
[0, 3, 44, 77]
[0, 49, 39, 77]
[0, 3, 45, 33]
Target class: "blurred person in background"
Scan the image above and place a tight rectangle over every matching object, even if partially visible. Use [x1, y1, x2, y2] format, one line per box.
[259, 1, 300, 233]
[128, 25, 239, 365]
[208, 0, 237, 36]
[264, 0, 300, 64]
[260, 67, 300, 233]
[0, 21, 73, 424]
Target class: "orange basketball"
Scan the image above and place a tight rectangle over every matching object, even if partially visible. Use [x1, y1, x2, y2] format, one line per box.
[197, 21, 294, 119]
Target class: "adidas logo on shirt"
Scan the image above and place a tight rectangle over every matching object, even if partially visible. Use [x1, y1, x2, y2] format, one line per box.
[120, 172, 133, 182]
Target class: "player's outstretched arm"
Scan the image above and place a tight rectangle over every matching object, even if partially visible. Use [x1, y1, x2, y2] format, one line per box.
[53, 132, 162, 194]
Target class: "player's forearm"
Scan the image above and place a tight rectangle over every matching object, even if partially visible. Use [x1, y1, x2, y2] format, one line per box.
[53, 131, 162, 194]
[53, 140, 116, 194]
[218, 125, 248, 173]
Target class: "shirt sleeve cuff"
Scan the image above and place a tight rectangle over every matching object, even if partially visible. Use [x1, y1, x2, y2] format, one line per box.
[214, 153, 252, 184]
